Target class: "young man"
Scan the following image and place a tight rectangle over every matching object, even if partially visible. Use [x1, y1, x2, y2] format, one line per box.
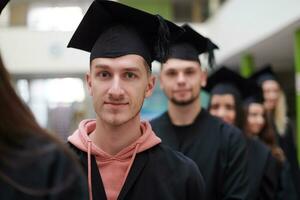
[67, 1, 205, 200]
[150, 24, 249, 200]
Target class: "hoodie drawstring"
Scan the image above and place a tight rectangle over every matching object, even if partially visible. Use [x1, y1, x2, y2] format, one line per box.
[87, 139, 93, 200]
[121, 143, 140, 187]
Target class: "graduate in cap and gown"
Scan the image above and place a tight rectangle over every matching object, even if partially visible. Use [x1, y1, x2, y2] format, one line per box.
[249, 65, 300, 199]
[67, 1, 205, 200]
[205, 67, 281, 200]
[150, 24, 249, 200]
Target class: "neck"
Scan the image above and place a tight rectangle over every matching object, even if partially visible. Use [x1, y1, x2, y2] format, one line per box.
[90, 116, 142, 155]
[168, 98, 201, 126]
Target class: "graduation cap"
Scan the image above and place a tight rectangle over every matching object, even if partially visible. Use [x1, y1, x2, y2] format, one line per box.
[0, 0, 9, 14]
[242, 83, 264, 105]
[203, 66, 258, 101]
[168, 24, 219, 68]
[249, 64, 278, 86]
[67, 0, 184, 68]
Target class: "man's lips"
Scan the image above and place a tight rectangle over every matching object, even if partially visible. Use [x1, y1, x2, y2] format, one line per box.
[104, 102, 128, 106]
[173, 89, 190, 93]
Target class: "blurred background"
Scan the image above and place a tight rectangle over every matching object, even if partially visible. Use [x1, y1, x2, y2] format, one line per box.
[1, 0, 300, 142]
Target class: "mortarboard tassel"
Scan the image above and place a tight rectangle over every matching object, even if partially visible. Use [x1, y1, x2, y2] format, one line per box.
[155, 15, 170, 64]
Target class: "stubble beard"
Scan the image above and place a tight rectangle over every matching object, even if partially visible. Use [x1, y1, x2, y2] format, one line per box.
[170, 94, 199, 106]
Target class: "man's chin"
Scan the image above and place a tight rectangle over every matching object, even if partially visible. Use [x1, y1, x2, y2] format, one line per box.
[170, 97, 197, 106]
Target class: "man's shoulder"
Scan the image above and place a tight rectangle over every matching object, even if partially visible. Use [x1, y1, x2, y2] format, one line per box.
[148, 144, 199, 170]
[200, 111, 244, 139]
[150, 111, 168, 126]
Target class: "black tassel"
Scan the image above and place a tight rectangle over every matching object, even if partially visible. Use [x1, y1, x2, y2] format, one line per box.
[207, 40, 216, 68]
[155, 15, 170, 63]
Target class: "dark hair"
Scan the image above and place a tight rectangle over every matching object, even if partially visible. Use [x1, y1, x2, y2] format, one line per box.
[208, 83, 244, 128]
[241, 102, 268, 138]
[242, 101, 285, 163]
[0, 53, 83, 196]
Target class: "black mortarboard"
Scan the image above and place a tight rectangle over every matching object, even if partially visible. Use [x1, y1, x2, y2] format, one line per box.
[0, 0, 9, 14]
[168, 24, 219, 68]
[243, 83, 264, 105]
[204, 66, 257, 100]
[249, 64, 278, 86]
[67, 0, 184, 68]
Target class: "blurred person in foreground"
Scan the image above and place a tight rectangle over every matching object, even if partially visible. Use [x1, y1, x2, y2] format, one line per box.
[0, 2, 88, 199]
[67, 1, 205, 200]
[0, 50, 87, 200]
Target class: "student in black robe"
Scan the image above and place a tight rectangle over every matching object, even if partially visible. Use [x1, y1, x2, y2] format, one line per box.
[205, 66, 281, 200]
[0, 2, 88, 199]
[242, 86, 285, 200]
[250, 65, 300, 199]
[150, 25, 249, 200]
[67, 1, 205, 200]
[206, 67, 282, 199]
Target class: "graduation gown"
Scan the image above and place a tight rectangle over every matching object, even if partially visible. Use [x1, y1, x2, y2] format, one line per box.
[274, 120, 300, 198]
[0, 134, 88, 200]
[246, 138, 281, 200]
[68, 142, 205, 200]
[150, 109, 249, 200]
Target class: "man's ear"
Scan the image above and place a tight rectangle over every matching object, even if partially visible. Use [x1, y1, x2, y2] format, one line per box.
[159, 73, 165, 90]
[86, 72, 93, 96]
[145, 75, 156, 98]
[200, 68, 208, 87]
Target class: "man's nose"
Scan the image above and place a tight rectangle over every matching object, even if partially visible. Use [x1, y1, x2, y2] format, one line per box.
[177, 72, 186, 84]
[108, 76, 124, 99]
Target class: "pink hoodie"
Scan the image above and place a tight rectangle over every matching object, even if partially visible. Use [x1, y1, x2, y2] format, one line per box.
[68, 119, 161, 200]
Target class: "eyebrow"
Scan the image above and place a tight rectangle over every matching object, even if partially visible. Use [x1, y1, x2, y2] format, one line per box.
[93, 64, 110, 69]
[93, 64, 141, 72]
[165, 66, 196, 71]
[123, 66, 141, 72]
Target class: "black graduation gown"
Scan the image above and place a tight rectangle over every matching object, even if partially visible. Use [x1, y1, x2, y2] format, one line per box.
[246, 138, 281, 200]
[0, 135, 88, 200]
[69, 142, 205, 200]
[274, 120, 300, 198]
[150, 109, 249, 200]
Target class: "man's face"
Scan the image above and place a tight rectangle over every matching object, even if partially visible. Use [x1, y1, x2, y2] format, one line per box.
[262, 80, 280, 111]
[86, 54, 155, 126]
[160, 58, 206, 106]
[209, 94, 236, 125]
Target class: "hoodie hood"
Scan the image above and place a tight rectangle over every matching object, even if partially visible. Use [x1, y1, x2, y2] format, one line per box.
[68, 119, 161, 157]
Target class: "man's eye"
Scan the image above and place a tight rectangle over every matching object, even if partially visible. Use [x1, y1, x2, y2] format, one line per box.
[125, 72, 136, 79]
[98, 71, 110, 78]
[185, 70, 195, 75]
[166, 71, 177, 76]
